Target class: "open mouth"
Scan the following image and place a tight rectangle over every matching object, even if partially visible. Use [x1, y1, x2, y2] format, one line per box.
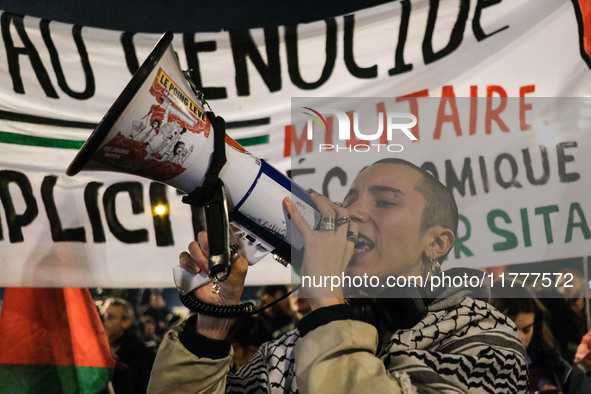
[354, 233, 374, 252]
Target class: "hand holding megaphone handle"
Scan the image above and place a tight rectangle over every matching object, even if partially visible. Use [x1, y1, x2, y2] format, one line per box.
[181, 112, 232, 289]
[174, 243, 241, 295]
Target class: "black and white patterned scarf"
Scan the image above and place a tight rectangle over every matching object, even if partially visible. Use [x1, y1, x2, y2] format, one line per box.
[227, 290, 527, 393]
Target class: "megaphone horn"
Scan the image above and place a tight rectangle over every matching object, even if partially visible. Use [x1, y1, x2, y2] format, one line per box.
[67, 32, 321, 293]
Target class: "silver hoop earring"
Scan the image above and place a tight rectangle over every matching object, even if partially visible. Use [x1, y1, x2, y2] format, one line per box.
[429, 258, 442, 276]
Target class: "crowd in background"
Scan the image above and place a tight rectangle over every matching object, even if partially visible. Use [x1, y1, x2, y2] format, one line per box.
[89, 266, 591, 394]
[91, 285, 311, 393]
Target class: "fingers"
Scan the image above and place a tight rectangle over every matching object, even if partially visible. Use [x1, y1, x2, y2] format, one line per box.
[283, 197, 313, 238]
[179, 251, 200, 274]
[310, 193, 336, 226]
[187, 239, 209, 272]
[197, 231, 209, 254]
[332, 202, 351, 236]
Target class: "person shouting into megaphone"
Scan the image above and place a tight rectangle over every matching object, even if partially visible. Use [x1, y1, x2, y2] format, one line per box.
[148, 158, 528, 393]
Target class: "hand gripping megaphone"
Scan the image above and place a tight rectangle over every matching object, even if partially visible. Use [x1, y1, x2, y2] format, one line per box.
[66, 32, 320, 294]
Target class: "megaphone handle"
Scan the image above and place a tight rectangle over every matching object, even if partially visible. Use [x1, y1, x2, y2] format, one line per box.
[202, 183, 232, 283]
[173, 266, 211, 295]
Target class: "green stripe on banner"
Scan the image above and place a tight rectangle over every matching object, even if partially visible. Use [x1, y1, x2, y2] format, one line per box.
[235, 134, 269, 146]
[0, 131, 270, 149]
[0, 364, 113, 394]
[0, 131, 84, 149]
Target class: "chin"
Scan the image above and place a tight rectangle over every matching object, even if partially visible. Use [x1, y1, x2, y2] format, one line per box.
[345, 262, 374, 278]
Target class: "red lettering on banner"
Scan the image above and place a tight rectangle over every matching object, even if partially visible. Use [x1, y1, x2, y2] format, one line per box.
[470, 85, 478, 135]
[283, 84, 538, 157]
[284, 124, 313, 157]
[433, 85, 462, 140]
[486, 85, 509, 134]
[519, 85, 535, 131]
[396, 89, 429, 140]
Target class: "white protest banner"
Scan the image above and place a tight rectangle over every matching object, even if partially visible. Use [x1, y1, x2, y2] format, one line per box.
[290, 96, 591, 271]
[0, 0, 590, 287]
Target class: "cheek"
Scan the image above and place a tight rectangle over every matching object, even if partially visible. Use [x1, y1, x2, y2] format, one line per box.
[377, 218, 424, 257]
[523, 332, 533, 347]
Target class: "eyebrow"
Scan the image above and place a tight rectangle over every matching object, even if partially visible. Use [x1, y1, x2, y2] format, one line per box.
[343, 185, 403, 202]
[370, 186, 403, 195]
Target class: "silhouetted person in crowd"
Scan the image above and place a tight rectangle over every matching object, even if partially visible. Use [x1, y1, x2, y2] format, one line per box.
[536, 285, 587, 363]
[142, 291, 173, 337]
[491, 285, 591, 394]
[290, 295, 312, 321]
[139, 315, 162, 353]
[229, 315, 274, 372]
[102, 297, 155, 394]
[256, 285, 295, 338]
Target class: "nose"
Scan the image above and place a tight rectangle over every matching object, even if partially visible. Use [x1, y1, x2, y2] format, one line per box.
[347, 197, 369, 223]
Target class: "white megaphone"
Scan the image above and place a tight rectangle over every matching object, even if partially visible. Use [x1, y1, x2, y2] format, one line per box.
[66, 32, 320, 294]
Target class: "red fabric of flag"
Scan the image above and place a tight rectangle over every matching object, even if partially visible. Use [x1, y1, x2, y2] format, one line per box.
[0, 288, 116, 393]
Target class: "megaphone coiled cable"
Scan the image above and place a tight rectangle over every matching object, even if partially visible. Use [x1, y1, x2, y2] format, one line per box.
[179, 284, 301, 318]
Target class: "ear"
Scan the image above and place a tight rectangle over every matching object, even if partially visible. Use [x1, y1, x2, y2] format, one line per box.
[424, 226, 455, 261]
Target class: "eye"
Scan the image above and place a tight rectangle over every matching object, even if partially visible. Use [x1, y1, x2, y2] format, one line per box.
[522, 326, 532, 335]
[376, 200, 396, 207]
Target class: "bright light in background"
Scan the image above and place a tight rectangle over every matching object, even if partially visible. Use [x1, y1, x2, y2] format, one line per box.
[154, 204, 167, 215]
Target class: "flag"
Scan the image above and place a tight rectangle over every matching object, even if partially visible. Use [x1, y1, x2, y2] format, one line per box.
[0, 288, 116, 393]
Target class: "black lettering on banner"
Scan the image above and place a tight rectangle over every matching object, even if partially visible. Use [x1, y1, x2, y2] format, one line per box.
[149, 182, 174, 246]
[423, 0, 469, 64]
[522, 145, 549, 185]
[389, 0, 413, 76]
[472, 0, 509, 41]
[183, 34, 228, 99]
[557, 141, 580, 183]
[103, 182, 148, 243]
[322, 166, 348, 199]
[478, 156, 490, 193]
[421, 161, 439, 180]
[40, 21, 95, 100]
[230, 28, 281, 96]
[288, 167, 316, 181]
[445, 158, 476, 197]
[1, 13, 58, 97]
[285, 18, 337, 90]
[41, 175, 85, 242]
[84, 181, 106, 243]
[0, 170, 39, 243]
[494, 153, 522, 189]
[121, 32, 140, 74]
[344, 15, 377, 79]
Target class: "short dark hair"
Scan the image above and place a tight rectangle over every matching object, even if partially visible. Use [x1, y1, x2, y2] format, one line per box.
[370, 158, 458, 236]
[257, 285, 288, 300]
